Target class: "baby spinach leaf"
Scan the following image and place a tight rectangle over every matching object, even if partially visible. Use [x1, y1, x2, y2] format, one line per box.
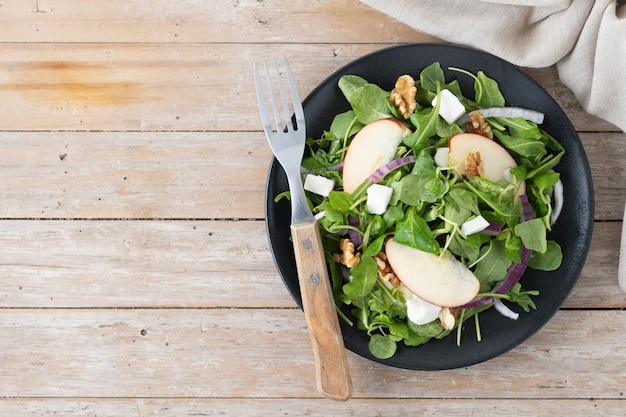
[349, 83, 393, 124]
[505, 235, 523, 264]
[330, 110, 363, 141]
[338, 75, 369, 101]
[407, 318, 445, 338]
[528, 240, 563, 271]
[368, 334, 397, 359]
[362, 233, 390, 257]
[394, 207, 440, 254]
[473, 240, 511, 286]
[514, 218, 548, 253]
[328, 191, 353, 212]
[447, 188, 480, 215]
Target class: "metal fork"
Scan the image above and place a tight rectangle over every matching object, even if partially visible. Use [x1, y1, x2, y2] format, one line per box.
[254, 58, 352, 402]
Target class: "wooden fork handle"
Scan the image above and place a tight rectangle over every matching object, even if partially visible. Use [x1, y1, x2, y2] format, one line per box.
[290, 221, 353, 401]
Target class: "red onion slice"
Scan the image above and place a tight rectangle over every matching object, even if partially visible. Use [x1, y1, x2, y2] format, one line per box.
[365, 156, 416, 185]
[348, 216, 362, 247]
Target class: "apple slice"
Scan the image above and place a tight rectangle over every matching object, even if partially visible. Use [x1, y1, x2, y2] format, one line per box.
[448, 133, 523, 193]
[342, 118, 411, 193]
[385, 238, 480, 307]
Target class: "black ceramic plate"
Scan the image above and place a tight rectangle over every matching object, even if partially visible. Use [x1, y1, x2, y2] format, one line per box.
[265, 43, 594, 370]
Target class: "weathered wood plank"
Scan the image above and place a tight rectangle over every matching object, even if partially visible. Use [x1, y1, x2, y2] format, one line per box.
[0, 132, 272, 219]
[0, 309, 624, 398]
[0, 220, 294, 308]
[0, 0, 431, 44]
[1, 398, 624, 417]
[0, 220, 622, 309]
[0, 132, 622, 220]
[0, 43, 616, 132]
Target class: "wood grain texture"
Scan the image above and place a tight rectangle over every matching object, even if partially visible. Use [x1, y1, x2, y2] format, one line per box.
[0, 309, 625, 399]
[0, 220, 622, 309]
[0, 132, 271, 219]
[0, 132, 622, 220]
[0, 43, 616, 132]
[0, 0, 623, 413]
[1, 398, 624, 417]
[0, 0, 431, 44]
[291, 221, 352, 401]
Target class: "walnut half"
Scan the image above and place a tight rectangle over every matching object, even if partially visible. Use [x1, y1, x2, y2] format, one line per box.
[374, 252, 401, 288]
[390, 74, 417, 119]
[465, 151, 486, 179]
[332, 238, 361, 268]
[466, 111, 493, 139]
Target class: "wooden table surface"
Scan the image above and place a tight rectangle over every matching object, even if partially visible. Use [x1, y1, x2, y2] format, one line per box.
[1, 1, 625, 415]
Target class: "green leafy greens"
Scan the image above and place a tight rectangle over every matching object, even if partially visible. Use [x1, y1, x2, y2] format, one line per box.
[298, 63, 564, 359]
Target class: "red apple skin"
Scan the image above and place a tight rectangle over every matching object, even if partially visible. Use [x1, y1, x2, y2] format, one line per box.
[385, 238, 480, 308]
[342, 118, 411, 193]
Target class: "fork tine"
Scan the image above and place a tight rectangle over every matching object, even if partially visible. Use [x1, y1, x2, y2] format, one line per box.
[253, 62, 273, 135]
[263, 60, 283, 134]
[272, 58, 295, 133]
[282, 57, 304, 131]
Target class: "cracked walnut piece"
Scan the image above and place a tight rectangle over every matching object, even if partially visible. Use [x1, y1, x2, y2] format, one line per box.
[333, 238, 361, 268]
[465, 151, 486, 179]
[374, 253, 401, 288]
[439, 307, 457, 330]
[466, 111, 493, 139]
[390, 74, 417, 119]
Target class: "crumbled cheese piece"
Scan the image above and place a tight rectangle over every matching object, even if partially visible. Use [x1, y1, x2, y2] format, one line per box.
[366, 184, 393, 215]
[406, 294, 442, 325]
[434, 147, 450, 168]
[432, 89, 466, 124]
[303, 174, 335, 197]
[461, 215, 490, 236]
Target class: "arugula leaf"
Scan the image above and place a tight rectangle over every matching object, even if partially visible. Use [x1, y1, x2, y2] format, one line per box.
[420, 62, 445, 92]
[503, 283, 539, 312]
[475, 71, 505, 107]
[342, 255, 378, 300]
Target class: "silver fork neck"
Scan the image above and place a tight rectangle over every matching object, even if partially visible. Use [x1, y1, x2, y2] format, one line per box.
[287, 174, 315, 225]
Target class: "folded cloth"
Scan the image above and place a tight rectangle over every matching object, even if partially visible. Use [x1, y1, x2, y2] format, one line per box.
[362, 0, 626, 132]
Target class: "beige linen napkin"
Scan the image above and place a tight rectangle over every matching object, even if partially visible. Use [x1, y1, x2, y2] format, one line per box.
[362, 0, 626, 133]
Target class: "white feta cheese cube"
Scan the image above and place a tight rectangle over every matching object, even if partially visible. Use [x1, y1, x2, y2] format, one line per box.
[366, 184, 393, 215]
[406, 294, 442, 325]
[432, 89, 466, 124]
[303, 174, 335, 197]
[461, 215, 490, 236]
[434, 147, 450, 168]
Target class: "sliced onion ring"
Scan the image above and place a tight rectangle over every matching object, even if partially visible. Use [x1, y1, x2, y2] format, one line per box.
[457, 107, 545, 125]
[366, 156, 416, 184]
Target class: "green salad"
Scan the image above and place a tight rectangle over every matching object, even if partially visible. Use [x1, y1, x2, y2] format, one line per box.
[281, 62, 564, 360]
